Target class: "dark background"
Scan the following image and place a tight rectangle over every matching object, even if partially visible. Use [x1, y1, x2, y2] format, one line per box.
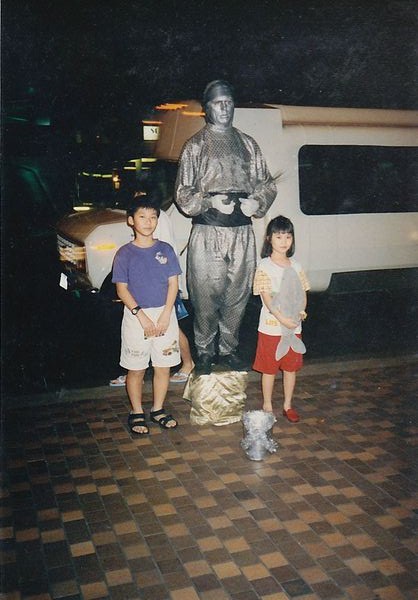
[2, 0, 418, 394]
[3, 0, 418, 124]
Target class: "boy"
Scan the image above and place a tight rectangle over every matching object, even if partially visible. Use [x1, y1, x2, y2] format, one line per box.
[109, 204, 194, 386]
[112, 197, 181, 434]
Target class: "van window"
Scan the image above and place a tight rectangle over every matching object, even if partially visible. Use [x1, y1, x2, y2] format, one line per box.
[299, 145, 418, 214]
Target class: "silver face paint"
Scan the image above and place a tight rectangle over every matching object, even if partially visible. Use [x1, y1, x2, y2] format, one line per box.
[205, 94, 234, 129]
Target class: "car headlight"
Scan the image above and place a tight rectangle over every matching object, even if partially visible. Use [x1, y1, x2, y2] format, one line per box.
[57, 234, 86, 271]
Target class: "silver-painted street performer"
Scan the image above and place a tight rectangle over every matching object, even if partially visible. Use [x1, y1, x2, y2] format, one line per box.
[175, 80, 277, 375]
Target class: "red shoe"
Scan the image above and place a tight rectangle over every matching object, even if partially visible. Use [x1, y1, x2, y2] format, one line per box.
[283, 408, 300, 423]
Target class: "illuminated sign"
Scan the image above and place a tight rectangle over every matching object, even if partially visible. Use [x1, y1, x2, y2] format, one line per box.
[143, 125, 160, 141]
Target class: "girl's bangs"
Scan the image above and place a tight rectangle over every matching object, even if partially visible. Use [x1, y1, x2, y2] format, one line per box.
[271, 225, 292, 234]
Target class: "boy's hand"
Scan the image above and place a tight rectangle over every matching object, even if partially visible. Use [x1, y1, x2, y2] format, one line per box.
[137, 312, 157, 338]
[155, 310, 170, 336]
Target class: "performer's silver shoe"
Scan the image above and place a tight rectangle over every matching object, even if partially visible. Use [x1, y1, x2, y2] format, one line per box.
[218, 353, 249, 371]
[194, 354, 214, 375]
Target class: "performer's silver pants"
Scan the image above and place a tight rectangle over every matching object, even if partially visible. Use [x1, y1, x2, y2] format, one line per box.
[187, 224, 256, 357]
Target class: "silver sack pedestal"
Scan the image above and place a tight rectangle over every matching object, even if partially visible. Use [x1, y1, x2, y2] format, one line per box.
[241, 410, 278, 461]
[184, 370, 247, 426]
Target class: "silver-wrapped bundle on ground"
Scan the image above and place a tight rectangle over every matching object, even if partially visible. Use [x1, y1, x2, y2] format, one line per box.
[241, 410, 278, 461]
[184, 371, 247, 426]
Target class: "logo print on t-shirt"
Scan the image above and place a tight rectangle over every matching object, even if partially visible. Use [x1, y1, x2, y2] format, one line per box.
[155, 252, 168, 265]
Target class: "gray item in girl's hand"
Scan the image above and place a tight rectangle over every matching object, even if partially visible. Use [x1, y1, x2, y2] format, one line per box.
[271, 266, 306, 360]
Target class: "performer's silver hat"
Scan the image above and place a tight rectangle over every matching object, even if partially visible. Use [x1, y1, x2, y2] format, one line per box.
[202, 80, 234, 108]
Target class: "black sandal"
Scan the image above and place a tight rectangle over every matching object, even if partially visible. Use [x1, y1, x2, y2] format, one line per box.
[128, 412, 149, 435]
[150, 408, 178, 429]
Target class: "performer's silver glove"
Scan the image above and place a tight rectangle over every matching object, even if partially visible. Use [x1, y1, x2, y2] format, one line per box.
[240, 197, 259, 217]
[211, 194, 235, 215]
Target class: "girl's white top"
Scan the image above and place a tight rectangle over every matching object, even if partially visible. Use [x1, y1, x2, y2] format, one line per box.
[253, 257, 310, 336]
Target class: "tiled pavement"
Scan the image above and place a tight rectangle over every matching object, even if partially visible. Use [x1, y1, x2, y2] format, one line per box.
[1, 355, 417, 600]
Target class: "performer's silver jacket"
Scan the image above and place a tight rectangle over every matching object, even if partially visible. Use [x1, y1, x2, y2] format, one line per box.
[175, 123, 276, 220]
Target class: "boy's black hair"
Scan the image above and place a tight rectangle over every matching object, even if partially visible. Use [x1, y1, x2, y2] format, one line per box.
[126, 192, 161, 219]
[261, 215, 295, 258]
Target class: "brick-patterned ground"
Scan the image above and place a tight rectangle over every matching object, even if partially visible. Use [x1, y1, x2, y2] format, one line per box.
[1, 356, 417, 599]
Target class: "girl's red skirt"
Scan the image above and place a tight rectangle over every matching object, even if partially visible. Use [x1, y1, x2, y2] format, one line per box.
[252, 331, 304, 374]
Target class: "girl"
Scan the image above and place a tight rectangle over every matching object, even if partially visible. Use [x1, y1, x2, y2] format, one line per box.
[252, 216, 310, 422]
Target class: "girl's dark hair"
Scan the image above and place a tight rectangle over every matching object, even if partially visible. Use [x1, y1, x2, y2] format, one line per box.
[261, 215, 295, 258]
[126, 193, 161, 219]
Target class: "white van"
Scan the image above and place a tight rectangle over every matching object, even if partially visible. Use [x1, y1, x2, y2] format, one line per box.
[56, 101, 418, 297]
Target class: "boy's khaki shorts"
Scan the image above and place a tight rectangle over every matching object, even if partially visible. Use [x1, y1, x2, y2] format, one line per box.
[120, 306, 181, 371]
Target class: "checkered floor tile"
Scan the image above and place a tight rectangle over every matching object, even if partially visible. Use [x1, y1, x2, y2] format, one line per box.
[1, 358, 417, 599]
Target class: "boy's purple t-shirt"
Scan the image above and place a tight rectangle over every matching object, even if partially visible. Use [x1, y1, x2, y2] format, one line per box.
[112, 240, 181, 308]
